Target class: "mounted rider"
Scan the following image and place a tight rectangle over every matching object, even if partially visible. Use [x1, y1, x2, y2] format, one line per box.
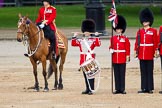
[36, 0, 57, 59]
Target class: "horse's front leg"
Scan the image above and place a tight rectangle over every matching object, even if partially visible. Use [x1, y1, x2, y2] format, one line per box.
[41, 57, 49, 92]
[30, 58, 39, 91]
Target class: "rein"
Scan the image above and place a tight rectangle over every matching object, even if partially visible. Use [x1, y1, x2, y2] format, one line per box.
[27, 26, 42, 57]
[17, 25, 28, 35]
[17, 24, 41, 39]
[19, 22, 43, 57]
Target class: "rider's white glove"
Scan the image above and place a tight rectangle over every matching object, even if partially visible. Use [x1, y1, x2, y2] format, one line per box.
[39, 23, 45, 29]
[109, 49, 114, 54]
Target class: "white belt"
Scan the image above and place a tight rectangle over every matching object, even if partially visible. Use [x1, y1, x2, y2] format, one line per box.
[80, 52, 94, 54]
[140, 44, 153, 46]
[114, 50, 126, 53]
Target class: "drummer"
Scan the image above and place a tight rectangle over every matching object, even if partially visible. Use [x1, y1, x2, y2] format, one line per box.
[71, 19, 101, 95]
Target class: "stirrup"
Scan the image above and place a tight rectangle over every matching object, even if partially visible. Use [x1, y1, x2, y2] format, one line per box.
[51, 50, 56, 60]
[52, 53, 56, 60]
[24, 53, 29, 57]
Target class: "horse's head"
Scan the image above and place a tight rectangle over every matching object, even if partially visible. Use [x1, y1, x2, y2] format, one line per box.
[17, 13, 30, 42]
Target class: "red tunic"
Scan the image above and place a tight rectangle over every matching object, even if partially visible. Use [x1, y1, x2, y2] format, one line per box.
[158, 26, 162, 55]
[36, 6, 56, 31]
[109, 35, 130, 64]
[71, 37, 101, 65]
[134, 28, 158, 60]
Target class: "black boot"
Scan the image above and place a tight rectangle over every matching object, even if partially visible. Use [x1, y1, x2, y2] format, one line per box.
[138, 89, 147, 93]
[49, 45, 56, 60]
[52, 51, 56, 60]
[147, 90, 153, 94]
[88, 91, 93, 95]
[120, 91, 127, 94]
[113, 90, 121, 94]
[82, 90, 89, 94]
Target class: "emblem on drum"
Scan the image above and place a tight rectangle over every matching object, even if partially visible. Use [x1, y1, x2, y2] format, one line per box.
[81, 58, 101, 79]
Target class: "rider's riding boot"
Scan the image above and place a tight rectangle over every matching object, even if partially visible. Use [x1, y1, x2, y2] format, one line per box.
[49, 44, 56, 60]
[52, 51, 56, 60]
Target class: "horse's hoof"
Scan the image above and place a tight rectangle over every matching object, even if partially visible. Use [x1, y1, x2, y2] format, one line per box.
[43, 88, 49, 92]
[58, 84, 63, 90]
[34, 88, 39, 92]
[52, 87, 57, 90]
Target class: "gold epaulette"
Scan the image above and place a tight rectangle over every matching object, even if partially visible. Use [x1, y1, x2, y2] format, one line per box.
[50, 6, 56, 9]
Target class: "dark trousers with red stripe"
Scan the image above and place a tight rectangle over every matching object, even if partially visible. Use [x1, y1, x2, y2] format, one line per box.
[43, 26, 56, 53]
[139, 60, 154, 91]
[37, 22, 56, 53]
[83, 72, 94, 92]
[113, 63, 126, 92]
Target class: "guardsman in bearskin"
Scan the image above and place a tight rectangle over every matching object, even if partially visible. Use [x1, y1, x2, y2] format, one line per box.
[36, 0, 57, 59]
[134, 8, 158, 94]
[71, 19, 101, 95]
[158, 26, 162, 68]
[109, 15, 130, 94]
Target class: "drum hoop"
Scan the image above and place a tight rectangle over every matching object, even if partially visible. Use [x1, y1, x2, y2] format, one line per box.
[85, 70, 100, 79]
[80, 58, 94, 67]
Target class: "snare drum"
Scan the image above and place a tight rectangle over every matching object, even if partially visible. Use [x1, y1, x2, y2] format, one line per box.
[80, 58, 100, 79]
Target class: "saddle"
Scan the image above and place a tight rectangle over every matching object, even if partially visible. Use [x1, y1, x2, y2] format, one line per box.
[46, 30, 65, 49]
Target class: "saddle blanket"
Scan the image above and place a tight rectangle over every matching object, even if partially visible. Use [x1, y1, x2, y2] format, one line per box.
[56, 31, 65, 49]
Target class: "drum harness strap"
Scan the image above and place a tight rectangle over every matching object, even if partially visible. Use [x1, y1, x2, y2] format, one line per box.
[82, 38, 101, 93]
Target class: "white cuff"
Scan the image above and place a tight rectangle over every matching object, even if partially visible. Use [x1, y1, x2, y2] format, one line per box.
[39, 23, 45, 28]
[109, 49, 114, 54]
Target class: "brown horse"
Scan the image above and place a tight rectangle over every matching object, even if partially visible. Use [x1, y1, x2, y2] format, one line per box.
[17, 14, 68, 91]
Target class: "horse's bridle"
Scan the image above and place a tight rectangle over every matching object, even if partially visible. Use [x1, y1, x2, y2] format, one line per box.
[17, 25, 28, 36]
[17, 19, 41, 38]
[17, 18, 43, 57]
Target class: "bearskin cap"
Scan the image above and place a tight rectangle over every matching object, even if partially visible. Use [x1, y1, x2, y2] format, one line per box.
[139, 8, 154, 26]
[42, 0, 52, 5]
[81, 19, 96, 33]
[113, 15, 127, 33]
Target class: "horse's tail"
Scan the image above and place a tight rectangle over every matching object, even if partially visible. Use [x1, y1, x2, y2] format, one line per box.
[47, 55, 60, 79]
